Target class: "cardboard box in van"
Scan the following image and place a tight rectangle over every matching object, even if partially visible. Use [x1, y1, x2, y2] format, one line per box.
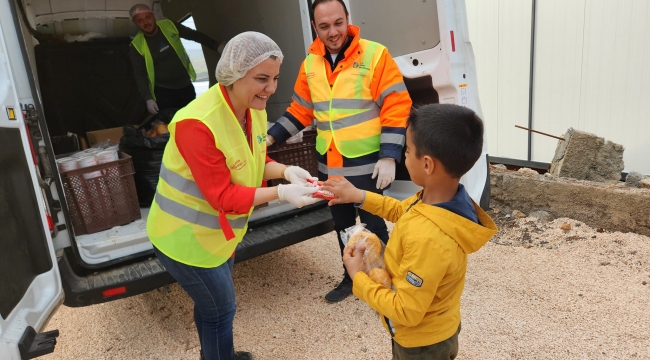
[86, 127, 124, 146]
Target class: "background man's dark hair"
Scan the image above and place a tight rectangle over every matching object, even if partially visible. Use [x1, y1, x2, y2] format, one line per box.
[407, 104, 484, 178]
[310, 0, 349, 23]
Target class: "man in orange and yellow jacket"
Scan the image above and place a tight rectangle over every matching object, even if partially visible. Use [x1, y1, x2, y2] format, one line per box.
[267, 0, 412, 302]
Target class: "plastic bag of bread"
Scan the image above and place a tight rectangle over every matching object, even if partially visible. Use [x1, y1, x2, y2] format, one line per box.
[340, 224, 385, 271]
[341, 224, 392, 288]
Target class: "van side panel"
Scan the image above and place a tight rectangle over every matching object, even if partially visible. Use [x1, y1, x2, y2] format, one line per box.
[0, 128, 53, 318]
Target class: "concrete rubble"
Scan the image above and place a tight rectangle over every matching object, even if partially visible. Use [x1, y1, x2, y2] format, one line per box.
[489, 166, 650, 236]
[549, 128, 625, 183]
[625, 171, 647, 187]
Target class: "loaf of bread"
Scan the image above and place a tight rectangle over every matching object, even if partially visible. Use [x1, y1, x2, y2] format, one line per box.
[346, 231, 382, 267]
[368, 267, 391, 288]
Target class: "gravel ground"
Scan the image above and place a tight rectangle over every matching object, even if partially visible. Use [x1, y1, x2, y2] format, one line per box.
[43, 209, 650, 360]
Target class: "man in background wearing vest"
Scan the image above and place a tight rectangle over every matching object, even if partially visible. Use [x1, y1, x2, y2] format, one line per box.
[267, 0, 412, 302]
[129, 4, 224, 115]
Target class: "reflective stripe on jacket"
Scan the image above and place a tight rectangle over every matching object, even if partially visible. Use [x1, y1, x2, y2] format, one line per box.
[131, 19, 196, 101]
[146, 85, 266, 268]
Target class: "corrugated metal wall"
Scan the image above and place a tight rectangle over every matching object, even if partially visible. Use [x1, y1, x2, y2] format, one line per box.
[467, 0, 650, 174]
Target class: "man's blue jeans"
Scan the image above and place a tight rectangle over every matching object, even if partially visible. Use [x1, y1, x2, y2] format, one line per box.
[154, 246, 236, 360]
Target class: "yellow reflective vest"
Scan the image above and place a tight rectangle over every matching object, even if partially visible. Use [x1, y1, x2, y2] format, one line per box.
[131, 19, 196, 101]
[306, 39, 385, 158]
[146, 85, 266, 268]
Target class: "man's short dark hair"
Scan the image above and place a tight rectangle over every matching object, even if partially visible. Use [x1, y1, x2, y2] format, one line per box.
[408, 104, 484, 178]
[310, 0, 349, 23]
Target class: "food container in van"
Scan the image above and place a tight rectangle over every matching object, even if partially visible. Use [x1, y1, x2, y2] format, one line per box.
[71, 151, 88, 158]
[96, 150, 119, 164]
[56, 157, 79, 172]
[77, 155, 101, 179]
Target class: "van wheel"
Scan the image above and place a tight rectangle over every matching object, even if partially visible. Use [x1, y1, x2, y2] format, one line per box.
[479, 156, 491, 211]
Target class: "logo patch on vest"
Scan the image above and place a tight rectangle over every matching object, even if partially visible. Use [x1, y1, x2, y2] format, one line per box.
[256, 134, 265, 144]
[406, 271, 423, 287]
[353, 61, 370, 71]
[229, 159, 247, 170]
[306, 72, 317, 80]
[159, 43, 170, 52]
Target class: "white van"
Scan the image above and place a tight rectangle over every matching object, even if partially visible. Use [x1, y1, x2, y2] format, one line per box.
[0, 0, 489, 358]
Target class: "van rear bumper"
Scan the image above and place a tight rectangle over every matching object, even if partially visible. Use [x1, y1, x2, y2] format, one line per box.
[60, 204, 334, 307]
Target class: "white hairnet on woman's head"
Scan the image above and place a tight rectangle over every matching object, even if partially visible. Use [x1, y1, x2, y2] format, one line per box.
[215, 32, 284, 86]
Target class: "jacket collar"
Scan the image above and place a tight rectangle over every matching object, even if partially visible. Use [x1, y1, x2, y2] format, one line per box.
[308, 24, 362, 59]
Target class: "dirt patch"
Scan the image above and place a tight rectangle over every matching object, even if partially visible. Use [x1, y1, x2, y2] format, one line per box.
[43, 211, 650, 359]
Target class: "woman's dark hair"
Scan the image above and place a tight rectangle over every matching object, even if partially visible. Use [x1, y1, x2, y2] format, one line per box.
[407, 104, 484, 178]
[310, 0, 349, 22]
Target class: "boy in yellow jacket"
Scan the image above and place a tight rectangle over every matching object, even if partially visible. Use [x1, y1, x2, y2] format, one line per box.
[323, 104, 498, 359]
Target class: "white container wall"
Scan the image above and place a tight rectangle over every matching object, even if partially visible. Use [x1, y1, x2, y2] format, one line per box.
[467, 0, 650, 174]
[466, 0, 533, 162]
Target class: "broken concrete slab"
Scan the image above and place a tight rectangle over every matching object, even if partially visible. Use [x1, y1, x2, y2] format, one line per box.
[549, 128, 624, 183]
[625, 171, 648, 187]
[639, 178, 650, 189]
[490, 168, 650, 236]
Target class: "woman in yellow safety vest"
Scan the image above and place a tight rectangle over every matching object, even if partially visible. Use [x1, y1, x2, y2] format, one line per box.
[146, 32, 321, 360]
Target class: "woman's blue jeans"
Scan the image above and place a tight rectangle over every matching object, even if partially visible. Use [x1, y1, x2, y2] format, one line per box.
[154, 246, 236, 360]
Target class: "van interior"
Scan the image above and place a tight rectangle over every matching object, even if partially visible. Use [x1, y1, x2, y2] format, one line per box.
[11, 0, 442, 268]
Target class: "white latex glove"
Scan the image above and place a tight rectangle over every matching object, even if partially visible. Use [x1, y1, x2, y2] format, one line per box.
[277, 184, 322, 208]
[146, 99, 159, 114]
[372, 158, 396, 190]
[283, 165, 317, 186]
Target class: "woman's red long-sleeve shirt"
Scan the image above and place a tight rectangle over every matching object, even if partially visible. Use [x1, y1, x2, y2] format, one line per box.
[174, 85, 274, 216]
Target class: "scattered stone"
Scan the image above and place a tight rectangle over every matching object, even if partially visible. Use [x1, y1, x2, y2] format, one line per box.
[544, 173, 554, 179]
[493, 164, 507, 170]
[505, 214, 511, 218]
[600, 261, 610, 266]
[625, 171, 647, 187]
[591, 235, 597, 239]
[639, 178, 650, 189]
[561, 224, 571, 231]
[597, 228, 605, 233]
[616, 182, 626, 188]
[524, 244, 533, 249]
[549, 128, 624, 182]
[529, 210, 554, 223]
[494, 209, 500, 214]
[512, 210, 526, 218]
[518, 167, 539, 177]
[643, 281, 647, 286]
[361, 347, 367, 353]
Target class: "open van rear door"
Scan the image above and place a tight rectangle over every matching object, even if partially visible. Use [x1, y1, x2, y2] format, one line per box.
[0, 13, 62, 360]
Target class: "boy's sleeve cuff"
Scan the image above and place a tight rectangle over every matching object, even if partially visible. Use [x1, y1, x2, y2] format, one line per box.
[352, 271, 372, 299]
[353, 191, 367, 208]
[360, 191, 383, 212]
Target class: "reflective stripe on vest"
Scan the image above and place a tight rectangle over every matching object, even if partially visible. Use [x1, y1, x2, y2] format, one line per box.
[131, 19, 196, 101]
[306, 39, 385, 158]
[146, 85, 267, 268]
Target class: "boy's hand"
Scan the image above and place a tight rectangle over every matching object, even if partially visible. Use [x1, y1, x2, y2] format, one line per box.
[321, 178, 365, 206]
[343, 244, 366, 279]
